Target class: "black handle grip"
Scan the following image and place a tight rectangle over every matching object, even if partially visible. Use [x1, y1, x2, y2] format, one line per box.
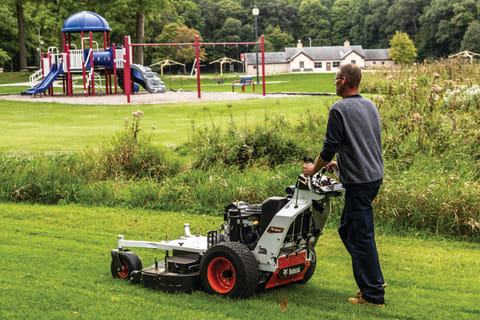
[303, 156, 314, 163]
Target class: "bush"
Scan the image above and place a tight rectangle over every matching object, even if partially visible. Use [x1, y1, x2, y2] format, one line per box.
[190, 114, 309, 169]
[81, 131, 181, 181]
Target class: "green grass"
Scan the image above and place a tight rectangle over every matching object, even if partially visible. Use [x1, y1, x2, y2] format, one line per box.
[0, 96, 339, 152]
[161, 72, 337, 93]
[0, 71, 30, 84]
[0, 202, 478, 319]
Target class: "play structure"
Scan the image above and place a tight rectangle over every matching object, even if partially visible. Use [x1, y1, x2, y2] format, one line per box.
[25, 11, 166, 97]
[26, 11, 267, 103]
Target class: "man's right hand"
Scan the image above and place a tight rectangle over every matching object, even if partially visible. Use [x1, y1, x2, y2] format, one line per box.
[326, 161, 338, 173]
[303, 163, 316, 177]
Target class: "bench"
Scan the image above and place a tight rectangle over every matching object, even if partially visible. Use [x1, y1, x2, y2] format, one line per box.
[232, 76, 255, 92]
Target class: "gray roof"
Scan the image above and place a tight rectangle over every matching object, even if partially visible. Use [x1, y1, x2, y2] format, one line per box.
[364, 49, 391, 60]
[285, 46, 365, 60]
[244, 52, 287, 64]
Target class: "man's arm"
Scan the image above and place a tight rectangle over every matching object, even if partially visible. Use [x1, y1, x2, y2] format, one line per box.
[303, 108, 343, 176]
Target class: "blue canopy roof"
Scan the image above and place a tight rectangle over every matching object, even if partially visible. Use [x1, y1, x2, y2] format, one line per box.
[62, 11, 111, 32]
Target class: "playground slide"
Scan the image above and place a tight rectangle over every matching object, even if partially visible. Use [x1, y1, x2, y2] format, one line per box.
[25, 63, 64, 95]
[130, 64, 167, 93]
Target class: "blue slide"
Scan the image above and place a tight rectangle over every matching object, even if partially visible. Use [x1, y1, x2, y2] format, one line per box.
[25, 63, 64, 95]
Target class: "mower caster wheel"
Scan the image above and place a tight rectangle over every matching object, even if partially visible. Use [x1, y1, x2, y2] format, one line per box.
[298, 249, 316, 284]
[111, 250, 142, 280]
[200, 242, 259, 298]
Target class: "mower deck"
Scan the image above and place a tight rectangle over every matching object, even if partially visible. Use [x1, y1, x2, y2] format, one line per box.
[131, 254, 201, 293]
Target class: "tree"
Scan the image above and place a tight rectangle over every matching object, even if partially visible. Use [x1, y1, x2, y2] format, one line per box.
[330, 0, 355, 45]
[385, 0, 427, 37]
[154, 23, 206, 63]
[0, 4, 17, 68]
[461, 21, 480, 53]
[298, 0, 331, 46]
[15, 0, 27, 71]
[363, 0, 391, 48]
[418, 0, 478, 58]
[0, 49, 11, 69]
[389, 30, 417, 64]
[265, 26, 294, 51]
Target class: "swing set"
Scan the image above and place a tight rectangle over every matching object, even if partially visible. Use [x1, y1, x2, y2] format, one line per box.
[123, 35, 266, 103]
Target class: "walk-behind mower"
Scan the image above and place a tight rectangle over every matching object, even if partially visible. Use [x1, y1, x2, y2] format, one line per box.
[110, 168, 344, 298]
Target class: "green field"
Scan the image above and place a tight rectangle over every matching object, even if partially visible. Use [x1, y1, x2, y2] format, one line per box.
[1, 203, 479, 319]
[0, 95, 339, 152]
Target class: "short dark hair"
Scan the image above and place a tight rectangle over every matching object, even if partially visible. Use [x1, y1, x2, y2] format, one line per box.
[338, 64, 362, 88]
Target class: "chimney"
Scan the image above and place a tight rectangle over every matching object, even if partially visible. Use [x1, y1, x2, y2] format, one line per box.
[344, 40, 350, 47]
[297, 40, 303, 49]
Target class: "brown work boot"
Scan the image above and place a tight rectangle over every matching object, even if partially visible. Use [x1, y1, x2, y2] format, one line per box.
[357, 282, 388, 297]
[348, 297, 385, 307]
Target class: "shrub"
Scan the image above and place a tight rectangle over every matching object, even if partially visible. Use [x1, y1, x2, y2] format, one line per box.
[81, 110, 181, 181]
[190, 114, 308, 169]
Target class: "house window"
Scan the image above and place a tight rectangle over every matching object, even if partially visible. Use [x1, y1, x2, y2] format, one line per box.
[373, 61, 376, 65]
[314, 62, 322, 68]
[332, 61, 340, 68]
[351, 60, 356, 64]
[299, 61, 304, 68]
[382, 62, 385, 65]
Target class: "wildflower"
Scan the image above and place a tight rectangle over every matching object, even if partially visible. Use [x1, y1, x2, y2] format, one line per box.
[124, 117, 130, 124]
[132, 110, 144, 119]
[151, 125, 157, 130]
[412, 113, 423, 122]
[387, 75, 394, 80]
[372, 95, 385, 104]
[433, 73, 440, 79]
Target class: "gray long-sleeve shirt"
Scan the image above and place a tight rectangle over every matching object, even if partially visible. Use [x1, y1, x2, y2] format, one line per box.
[320, 95, 383, 186]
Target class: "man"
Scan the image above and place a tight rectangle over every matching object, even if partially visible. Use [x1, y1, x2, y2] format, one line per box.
[303, 64, 385, 307]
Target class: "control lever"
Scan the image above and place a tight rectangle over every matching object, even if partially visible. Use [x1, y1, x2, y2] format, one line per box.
[303, 156, 314, 163]
[332, 167, 340, 182]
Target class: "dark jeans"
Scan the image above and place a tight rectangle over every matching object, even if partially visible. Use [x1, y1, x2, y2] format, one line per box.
[338, 186, 385, 304]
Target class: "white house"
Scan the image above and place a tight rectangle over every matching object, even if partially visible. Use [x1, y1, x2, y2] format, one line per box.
[244, 40, 393, 75]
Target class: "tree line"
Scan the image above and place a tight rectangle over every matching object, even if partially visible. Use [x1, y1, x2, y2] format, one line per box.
[1, 0, 479, 71]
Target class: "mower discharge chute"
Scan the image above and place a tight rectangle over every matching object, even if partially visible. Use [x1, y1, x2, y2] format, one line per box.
[110, 169, 344, 298]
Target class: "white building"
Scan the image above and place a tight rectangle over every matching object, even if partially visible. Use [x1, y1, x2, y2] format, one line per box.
[244, 40, 393, 75]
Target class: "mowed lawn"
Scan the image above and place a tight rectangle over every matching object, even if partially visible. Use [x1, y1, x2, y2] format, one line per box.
[0, 72, 336, 94]
[0, 203, 478, 319]
[0, 95, 339, 153]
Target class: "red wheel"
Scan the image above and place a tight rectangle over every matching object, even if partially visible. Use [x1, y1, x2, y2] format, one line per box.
[111, 251, 142, 279]
[207, 257, 237, 293]
[117, 260, 130, 279]
[200, 242, 259, 298]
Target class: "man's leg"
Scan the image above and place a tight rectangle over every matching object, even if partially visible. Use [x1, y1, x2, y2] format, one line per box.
[342, 187, 385, 305]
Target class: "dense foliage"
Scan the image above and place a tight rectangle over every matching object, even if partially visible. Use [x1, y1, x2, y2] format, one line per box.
[2, 0, 479, 70]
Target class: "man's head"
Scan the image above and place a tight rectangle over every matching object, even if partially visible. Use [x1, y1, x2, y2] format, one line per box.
[335, 64, 362, 98]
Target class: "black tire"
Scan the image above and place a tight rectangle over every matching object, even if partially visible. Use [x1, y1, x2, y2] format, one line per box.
[298, 249, 316, 284]
[111, 250, 142, 279]
[200, 242, 259, 298]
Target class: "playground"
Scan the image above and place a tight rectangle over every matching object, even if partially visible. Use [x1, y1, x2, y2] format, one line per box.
[23, 11, 267, 104]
